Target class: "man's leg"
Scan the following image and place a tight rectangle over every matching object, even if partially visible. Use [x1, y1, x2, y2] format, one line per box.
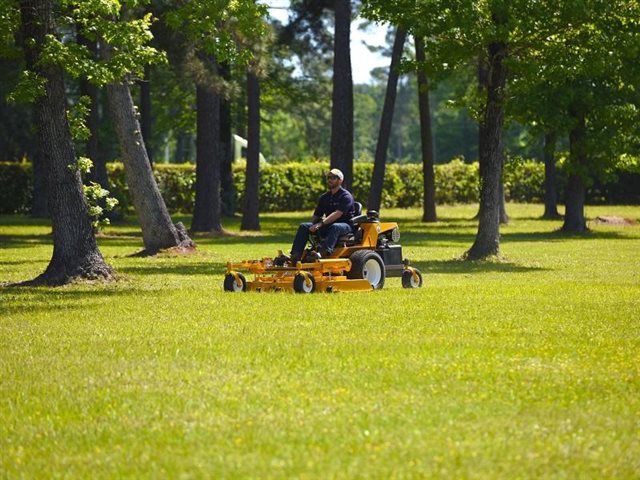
[318, 223, 352, 255]
[290, 222, 313, 261]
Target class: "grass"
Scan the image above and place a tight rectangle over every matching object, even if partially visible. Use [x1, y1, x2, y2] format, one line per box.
[1, 203, 639, 478]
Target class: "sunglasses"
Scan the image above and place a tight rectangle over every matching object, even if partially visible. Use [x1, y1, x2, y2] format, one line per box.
[326, 175, 339, 180]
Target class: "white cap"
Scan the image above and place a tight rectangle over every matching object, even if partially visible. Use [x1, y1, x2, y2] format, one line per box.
[327, 168, 344, 181]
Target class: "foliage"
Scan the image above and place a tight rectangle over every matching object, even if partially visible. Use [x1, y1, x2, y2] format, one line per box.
[66, 95, 92, 142]
[260, 10, 334, 162]
[0, 1, 20, 58]
[360, 0, 640, 186]
[503, 156, 547, 203]
[1, 205, 640, 477]
[83, 181, 118, 229]
[506, 0, 640, 179]
[63, 157, 120, 229]
[2, 0, 167, 105]
[164, 0, 269, 66]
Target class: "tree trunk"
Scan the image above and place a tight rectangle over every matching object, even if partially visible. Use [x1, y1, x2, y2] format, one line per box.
[191, 82, 223, 233]
[543, 131, 560, 219]
[30, 127, 49, 218]
[465, 41, 507, 260]
[415, 35, 437, 223]
[139, 64, 153, 165]
[106, 75, 193, 253]
[368, 27, 406, 212]
[241, 70, 261, 231]
[18, 0, 111, 285]
[219, 63, 236, 217]
[476, 56, 508, 226]
[562, 109, 587, 232]
[330, 0, 353, 190]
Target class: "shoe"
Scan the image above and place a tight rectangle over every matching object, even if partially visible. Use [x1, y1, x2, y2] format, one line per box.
[290, 252, 302, 264]
[304, 251, 321, 262]
[273, 253, 291, 266]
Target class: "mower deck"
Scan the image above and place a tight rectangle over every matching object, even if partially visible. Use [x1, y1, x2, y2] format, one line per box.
[225, 258, 374, 293]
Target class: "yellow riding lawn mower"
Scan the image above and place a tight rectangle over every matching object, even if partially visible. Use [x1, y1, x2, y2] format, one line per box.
[224, 209, 423, 293]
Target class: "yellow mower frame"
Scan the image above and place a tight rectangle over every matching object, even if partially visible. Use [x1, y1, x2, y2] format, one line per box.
[224, 210, 423, 293]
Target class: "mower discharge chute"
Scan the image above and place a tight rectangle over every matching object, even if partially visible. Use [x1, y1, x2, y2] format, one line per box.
[224, 209, 423, 293]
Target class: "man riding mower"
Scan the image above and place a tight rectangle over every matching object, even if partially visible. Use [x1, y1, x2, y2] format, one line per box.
[223, 206, 423, 293]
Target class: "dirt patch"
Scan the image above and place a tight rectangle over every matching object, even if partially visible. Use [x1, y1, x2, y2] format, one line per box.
[593, 215, 638, 226]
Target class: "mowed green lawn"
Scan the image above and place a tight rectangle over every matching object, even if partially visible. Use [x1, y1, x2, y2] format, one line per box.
[1, 204, 639, 478]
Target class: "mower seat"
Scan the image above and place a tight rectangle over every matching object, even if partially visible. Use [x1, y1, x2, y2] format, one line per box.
[337, 230, 363, 247]
[337, 201, 363, 246]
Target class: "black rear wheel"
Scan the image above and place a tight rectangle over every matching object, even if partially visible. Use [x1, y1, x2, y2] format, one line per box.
[347, 250, 385, 289]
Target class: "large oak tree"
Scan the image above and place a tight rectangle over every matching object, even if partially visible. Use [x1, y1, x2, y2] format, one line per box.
[15, 0, 112, 285]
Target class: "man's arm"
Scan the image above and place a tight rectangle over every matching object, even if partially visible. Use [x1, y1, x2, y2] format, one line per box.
[309, 210, 343, 233]
[322, 210, 343, 226]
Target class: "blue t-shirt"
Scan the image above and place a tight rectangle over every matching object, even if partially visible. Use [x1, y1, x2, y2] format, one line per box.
[314, 187, 355, 224]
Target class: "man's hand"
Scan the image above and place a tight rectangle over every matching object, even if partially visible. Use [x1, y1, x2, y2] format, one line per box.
[309, 222, 323, 233]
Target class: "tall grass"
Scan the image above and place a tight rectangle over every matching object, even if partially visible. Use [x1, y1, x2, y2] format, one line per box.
[1, 204, 639, 478]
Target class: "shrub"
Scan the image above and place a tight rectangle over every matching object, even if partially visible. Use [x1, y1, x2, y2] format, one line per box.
[504, 157, 546, 203]
[0, 161, 32, 214]
[435, 158, 480, 204]
[2, 158, 638, 215]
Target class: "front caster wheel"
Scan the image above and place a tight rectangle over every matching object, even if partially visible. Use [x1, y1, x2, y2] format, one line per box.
[402, 268, 423, 288]
[293, 273, 316, 293]
[224, 272, 247, 292]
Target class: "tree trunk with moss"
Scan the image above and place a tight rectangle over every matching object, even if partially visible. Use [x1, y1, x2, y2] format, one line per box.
[18, 0, 112, 285]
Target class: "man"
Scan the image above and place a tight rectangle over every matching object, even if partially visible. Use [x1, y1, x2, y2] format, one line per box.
[287, 168, 355, 263]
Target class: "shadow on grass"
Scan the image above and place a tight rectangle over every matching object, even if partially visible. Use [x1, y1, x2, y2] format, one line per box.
[115, 261, 223, 276]
[0, 285, 146, 316]
[400, 229, 634, 247]
[0, 259, 48, 266]
[412, 258, 548, 275]
[501, 229, 634, 242]
[0, 234, 52, 249]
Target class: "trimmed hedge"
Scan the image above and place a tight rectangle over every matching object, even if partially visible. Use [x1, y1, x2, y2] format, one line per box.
[1, 159, 638, 215]
[0, 161, 32, 214]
